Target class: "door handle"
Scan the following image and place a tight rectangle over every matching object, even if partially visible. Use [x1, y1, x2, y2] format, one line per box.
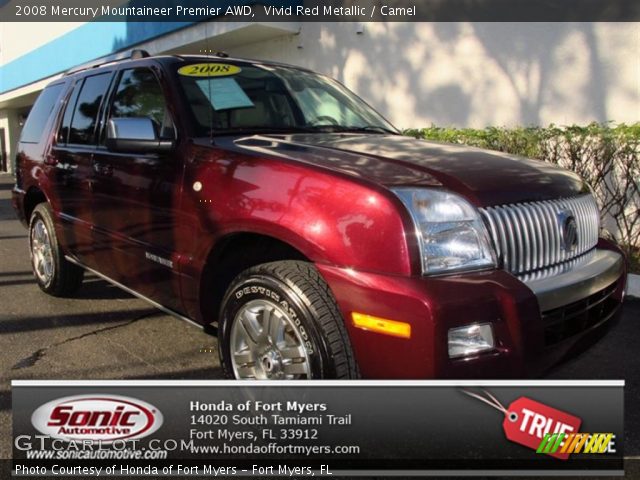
[44, 153, 58, 166]
[93, 161, 114, 177]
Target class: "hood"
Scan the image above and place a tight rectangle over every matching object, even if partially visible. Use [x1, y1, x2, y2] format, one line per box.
[221, 133, 586, 207]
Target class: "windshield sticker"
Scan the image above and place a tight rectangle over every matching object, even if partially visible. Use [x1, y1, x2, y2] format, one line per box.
[178, 63, 241, 77]
[195, 77, 254, 111]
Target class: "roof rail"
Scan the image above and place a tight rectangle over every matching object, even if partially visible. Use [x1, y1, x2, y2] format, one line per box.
[63, 49, 151, 76]
[131, 49, 150, 59]
[175, 51, 229, 59]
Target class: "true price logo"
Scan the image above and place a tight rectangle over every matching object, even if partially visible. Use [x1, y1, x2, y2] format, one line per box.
[503, 397, 581, 460]
[463, 390, 581, 460]
[31, 395, 163, 443]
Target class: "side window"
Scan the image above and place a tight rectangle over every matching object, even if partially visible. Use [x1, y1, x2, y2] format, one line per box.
[110, 68, 174, 138]
[57, 82, 81, 144]
[68, 73, 112, 145]
[20, 84, 64, 144]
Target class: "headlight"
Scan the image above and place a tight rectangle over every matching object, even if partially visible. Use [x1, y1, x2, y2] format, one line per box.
[393, 188, 496, 274]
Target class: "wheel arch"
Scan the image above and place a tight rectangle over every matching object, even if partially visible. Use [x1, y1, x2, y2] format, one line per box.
[24, 186, 48, 222]
[198, 231, 310, 326]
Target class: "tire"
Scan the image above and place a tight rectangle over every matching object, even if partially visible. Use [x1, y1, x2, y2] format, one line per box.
[29, 203, 84, 296]
[218, 261, 358, 379]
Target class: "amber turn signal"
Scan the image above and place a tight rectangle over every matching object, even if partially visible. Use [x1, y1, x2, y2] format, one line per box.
[351, 312, 411, 339]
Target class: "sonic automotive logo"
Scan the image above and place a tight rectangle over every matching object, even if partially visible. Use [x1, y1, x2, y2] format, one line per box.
[31, 395, 163, 443]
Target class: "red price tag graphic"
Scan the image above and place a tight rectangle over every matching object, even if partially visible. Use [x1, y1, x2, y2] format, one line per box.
[463, 390, 582, 460]
[503, 397, 582, 460]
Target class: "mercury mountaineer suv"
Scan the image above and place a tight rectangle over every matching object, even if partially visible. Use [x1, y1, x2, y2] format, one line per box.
[12, 51, 627, 379]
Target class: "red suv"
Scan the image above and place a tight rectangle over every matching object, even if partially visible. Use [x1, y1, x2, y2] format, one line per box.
[12, 52, 627, 379]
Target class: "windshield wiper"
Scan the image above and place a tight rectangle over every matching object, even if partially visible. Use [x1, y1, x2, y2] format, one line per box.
[212, 125, 400, 136]
[305, 125, 400, 135]
[212, 126, 317, 136]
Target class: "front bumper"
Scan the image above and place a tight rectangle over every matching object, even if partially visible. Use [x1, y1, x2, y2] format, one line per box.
[524, 249, 624, 311]
[317, 241, 626, 378]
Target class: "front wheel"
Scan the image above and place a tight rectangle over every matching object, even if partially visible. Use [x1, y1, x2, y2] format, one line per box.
[218, 261, 358, 379]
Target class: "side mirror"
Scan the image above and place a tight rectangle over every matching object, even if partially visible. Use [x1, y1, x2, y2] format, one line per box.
[105, 117, 174, 153]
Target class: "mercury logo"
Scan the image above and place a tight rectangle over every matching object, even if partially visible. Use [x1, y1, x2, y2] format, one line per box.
[557, 209, 579, 252]
[31, 395, 163, 443]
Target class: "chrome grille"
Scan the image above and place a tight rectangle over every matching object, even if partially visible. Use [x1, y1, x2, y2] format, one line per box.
[479, 194, 600, 276]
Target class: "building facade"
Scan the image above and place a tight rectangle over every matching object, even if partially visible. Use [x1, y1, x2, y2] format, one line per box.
[1, 21, 638, 174]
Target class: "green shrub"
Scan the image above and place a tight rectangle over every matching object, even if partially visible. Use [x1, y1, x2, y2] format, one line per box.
[405, 123, 640, 273]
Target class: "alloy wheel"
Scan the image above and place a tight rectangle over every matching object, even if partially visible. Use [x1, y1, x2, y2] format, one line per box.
[230, 299, 312, 379]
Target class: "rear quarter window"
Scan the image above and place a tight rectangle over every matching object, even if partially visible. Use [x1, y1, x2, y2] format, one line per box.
[19, 83, 64, 144]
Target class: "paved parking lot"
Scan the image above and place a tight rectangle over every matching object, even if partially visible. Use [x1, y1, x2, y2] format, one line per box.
[1, 173, 638, 473]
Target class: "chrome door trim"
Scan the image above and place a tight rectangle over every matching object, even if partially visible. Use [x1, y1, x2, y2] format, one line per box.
[65, 255, 205, 330]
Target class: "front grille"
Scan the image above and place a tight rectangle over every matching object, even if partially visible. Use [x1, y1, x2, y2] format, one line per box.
[517, 250, 596, 283]
[541, 281, 618, 346]
[479, 194, 600, 275]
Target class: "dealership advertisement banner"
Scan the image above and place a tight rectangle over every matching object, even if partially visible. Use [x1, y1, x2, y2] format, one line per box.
[12, 380, 624, 477]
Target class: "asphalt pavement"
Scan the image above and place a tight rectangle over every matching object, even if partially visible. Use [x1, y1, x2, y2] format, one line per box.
[1, 173, 638, 475]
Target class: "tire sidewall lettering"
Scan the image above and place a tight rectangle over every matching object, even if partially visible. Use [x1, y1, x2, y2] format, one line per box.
[226, 281, 320, 360]
[235, 286, 280, 303]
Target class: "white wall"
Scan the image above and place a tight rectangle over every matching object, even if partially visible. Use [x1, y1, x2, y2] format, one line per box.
[1, 21, 638, 173]
[0, 108, 22, 173]
[0, 21, 83, 173]
[226, 22, 640, 129]
[0, 21, 85, 65]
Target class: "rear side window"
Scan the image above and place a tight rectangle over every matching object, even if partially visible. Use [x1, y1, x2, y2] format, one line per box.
[57, 82, 81, 144]
[20, 84, 64, 144]
[68, 73, 112, 145]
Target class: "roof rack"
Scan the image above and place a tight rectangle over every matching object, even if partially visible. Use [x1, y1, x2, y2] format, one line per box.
[174, 51, 229, 59]
[63, 49, 151, 76]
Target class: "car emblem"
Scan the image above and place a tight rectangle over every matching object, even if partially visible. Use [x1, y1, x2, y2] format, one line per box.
[557, 209, 579, 252]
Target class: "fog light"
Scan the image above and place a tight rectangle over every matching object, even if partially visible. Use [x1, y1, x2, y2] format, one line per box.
[448, 323, 495, 358]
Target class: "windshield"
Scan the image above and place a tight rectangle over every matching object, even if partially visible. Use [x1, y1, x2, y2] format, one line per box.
[176, 62, 398, 136]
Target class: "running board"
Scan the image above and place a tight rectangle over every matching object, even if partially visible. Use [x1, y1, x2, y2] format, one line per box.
[65, 255, 205, 331]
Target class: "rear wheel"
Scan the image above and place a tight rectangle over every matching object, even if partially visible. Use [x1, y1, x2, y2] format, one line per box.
[29, 203, 84, 296]
[218, 261, 358, 379]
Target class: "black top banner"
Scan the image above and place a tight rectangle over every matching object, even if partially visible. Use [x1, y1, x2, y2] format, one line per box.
[1, 0, 639, 22]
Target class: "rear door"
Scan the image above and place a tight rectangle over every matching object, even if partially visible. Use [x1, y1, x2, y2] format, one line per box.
[49, 72, 114, 267]
[90, 64, 185, 312]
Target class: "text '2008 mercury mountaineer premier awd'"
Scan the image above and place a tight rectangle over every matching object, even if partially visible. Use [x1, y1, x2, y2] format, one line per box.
[12, 52, 627, 379]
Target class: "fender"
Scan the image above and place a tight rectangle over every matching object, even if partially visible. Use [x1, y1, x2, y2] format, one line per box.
[183, 144, 414, 276]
